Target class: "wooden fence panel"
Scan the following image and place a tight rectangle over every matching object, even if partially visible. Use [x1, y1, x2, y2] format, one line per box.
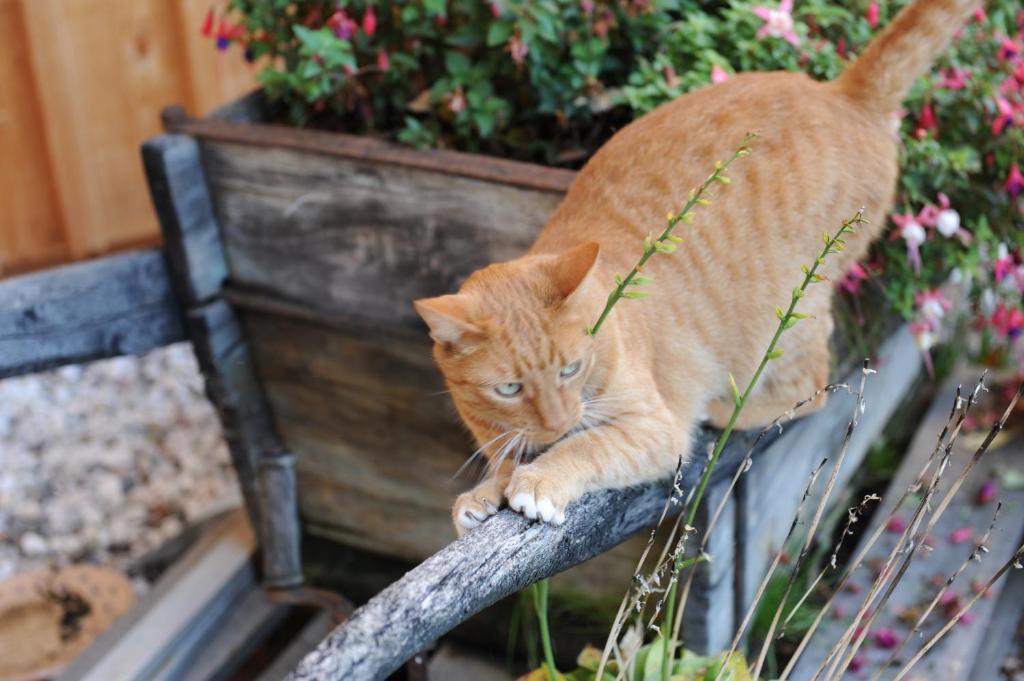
[0, 0, 66, 274]
[0, 0, 256, 277]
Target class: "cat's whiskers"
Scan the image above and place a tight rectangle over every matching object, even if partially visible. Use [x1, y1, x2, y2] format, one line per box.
[453, 428, 517, 480]
[487, 430, 526, 479]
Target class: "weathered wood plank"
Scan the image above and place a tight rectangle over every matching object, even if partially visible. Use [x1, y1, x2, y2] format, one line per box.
[166, 106, 577, 194]
[0, 249, 184, 378]
[197, 139, 566, 328]
[142, 134, 229, 305]
[736, 325, 922, 629]
[791, 370, 1024, 680]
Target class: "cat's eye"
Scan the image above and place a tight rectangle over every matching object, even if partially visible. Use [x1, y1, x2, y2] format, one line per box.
[494, 382, 523, 397]
[559, 360, 582, 379]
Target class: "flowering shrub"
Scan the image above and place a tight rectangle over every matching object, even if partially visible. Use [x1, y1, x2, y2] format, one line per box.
[212, 0, 1024, 368]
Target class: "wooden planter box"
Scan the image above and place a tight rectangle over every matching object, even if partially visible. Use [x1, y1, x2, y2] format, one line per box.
[158, 93, 578, 562]
[144, 92, 923, 657]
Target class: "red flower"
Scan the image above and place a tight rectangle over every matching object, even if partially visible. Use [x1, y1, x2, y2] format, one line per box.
[328, 11, 357, 40]
[976, 480, 997, 505]
[917, 102, 938, 135]
[1006, 163, 1024, 198]
[874, 628, 899, 649]
[362, 6, 377, 37]
[866, 0, 880, 28]
[948, 527, 973, 545]
[201, 8, 215, 37]
[886, 514, 907, 533]
[377, 50, 390, 72]
[991, 304, 1024, 339]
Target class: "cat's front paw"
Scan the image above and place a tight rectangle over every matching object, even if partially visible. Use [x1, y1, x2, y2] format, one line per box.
[453, 489, 501, 536]
[505, 465, 574, 526]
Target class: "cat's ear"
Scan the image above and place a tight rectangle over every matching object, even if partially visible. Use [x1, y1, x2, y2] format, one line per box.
[550, 241, 601, 301]
[414, 294, 483, 345]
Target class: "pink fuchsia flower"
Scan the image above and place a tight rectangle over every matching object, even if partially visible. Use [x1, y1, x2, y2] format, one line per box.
[994, 243, 1016, 283]
[328, 11, 358, 40]
[215, 19, 244, 50]
[911, 320, 937, 375]
[892, 212, 926, 275]
[850, 655, 866, 673]
[449, 87, 466, 113]
[915, 102, 938, 138]
[491, 2, 503, 18]
[937, 67, 971, 91]
[866, 0, 880, 28]
[976, 480, 997, 505]
[991, 304, 1024, 339]
[664, 65, 680, 88]
[974, 6, 987, 22]
[993, 97, 1021, 135]
[361, 6, 377, 37]
[886, 515, 907, 533]
[1006, 163, 1023, 198]
[874, 628, 899, 649]
[998, 36, 1023, 62]
[377, 50, 390, 72]
[580, 0, 595, 14]
[960, 612, 978, 626]
[917, 289, 952, 323]
[508, 31, 528, 63]
[949, 527, 974, 544]
[753, 0, 801, 47]
[840, 262, 869, 295]
[201, 9, 215, 37]
[711, 65, 730, 84]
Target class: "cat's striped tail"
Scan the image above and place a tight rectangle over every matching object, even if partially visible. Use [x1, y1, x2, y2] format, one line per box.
[836, 0, 980, 112]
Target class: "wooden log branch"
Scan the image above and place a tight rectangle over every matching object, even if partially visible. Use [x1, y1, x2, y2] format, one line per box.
[287, 427, 768, 681]
[0, 249, 184, 379]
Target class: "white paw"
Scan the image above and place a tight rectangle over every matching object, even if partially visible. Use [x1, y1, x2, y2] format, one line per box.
[509, 491, 566, 526]
[453, 494, 499, 536]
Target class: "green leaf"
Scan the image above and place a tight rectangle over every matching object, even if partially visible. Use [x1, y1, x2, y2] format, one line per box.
[623, 291, 650, 300]
[729, 373, 742, 407]
[486, 20, 514, 47]
[775, 307, 785, 320]
[767, 349, 784, 359]
[444, 50, 471, 74]
[632, 276, 654, 286]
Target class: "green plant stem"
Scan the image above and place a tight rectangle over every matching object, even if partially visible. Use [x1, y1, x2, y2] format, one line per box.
[659, 211, 865, 681]
[586, 133, 757, 337]
[531, 579, 558, 681]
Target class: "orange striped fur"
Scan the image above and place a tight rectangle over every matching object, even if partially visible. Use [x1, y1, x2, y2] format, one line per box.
[415, 0, 981, 534]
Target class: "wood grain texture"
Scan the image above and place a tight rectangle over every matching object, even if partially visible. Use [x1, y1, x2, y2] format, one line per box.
[142, 134, 229, 305]
[199, 139, 567, 329]
[0, 0, 254, 275]
[0, 0, 66, 276]
[0, 249, 184, 378]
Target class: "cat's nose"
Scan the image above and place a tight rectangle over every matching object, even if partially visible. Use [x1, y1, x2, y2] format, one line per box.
[540, 413, 571, 432]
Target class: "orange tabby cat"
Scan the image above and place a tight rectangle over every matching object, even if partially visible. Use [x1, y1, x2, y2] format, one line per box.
[415, 0, 978, 535]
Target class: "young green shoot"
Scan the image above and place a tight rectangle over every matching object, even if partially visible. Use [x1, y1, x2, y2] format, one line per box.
[585, 133, 757, 337]
[660, 211, 867, 681]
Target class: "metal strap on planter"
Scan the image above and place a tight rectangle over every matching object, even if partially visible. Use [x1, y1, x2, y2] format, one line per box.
[142, 134, 303, 590]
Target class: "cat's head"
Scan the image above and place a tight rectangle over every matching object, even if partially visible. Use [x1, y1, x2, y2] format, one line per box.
[415, 242, 602, 448]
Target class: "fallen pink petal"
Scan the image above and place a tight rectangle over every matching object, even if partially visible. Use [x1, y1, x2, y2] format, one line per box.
[948, 527, 973, 545]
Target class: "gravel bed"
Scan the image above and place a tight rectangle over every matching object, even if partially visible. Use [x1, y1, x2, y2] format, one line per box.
[0, 344, 241, 586]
